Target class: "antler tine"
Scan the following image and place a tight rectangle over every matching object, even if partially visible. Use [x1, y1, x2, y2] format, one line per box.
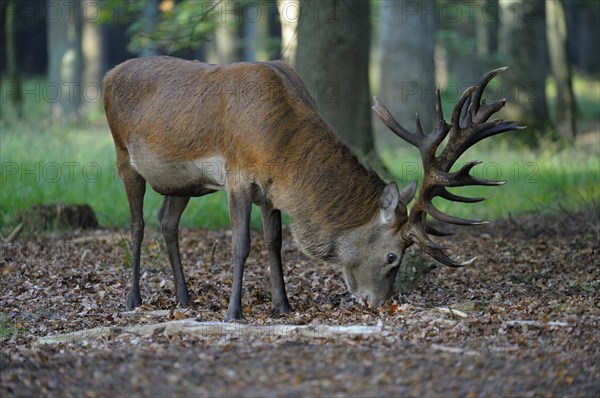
[431, 89, 452, 146]
[424, 202, 489, 226]
[423, 245, 476, 268]
[472, 66, 508, 115]
[452, 86, 477, 129]
[449, 160, 506, 187]
[473, 121, 527, 145]
[407, 218, 476, 267]
[475, 98, 506, 125]
[438, 188, 490, 204]
[412, 223, 476, 267]
[425, 223, 453, 237]
[372, 96, 422, 147]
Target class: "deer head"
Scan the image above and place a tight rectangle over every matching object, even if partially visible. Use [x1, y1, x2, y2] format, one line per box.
[344, 67, 526, 307]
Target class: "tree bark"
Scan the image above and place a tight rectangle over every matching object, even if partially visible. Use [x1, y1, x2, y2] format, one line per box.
[375, 0, 436, 150]
[499, 0, 551, 141]
[546, 0, 576, 140]
[47, 0, 83, 124]
[295, 0, 374, 157]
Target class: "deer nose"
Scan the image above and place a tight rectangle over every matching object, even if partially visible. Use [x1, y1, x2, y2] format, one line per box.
[358, 292, 383, 308]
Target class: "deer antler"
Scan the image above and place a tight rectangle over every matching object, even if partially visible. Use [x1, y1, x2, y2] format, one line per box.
[372, 67, 526, 267]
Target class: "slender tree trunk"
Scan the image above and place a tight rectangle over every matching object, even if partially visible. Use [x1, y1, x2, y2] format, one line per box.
[81, 0, 104, 114]
[546, 0, 576, 140]
[476, 0, 500, 61]
[295, 0, 374, 157]
[5, 0, 22, 119]
[446, 13, 481, 91]
[499, 0, 551, 141]
[375, 0, 436, 150]
[243, 2, 269, 61]
[139, 0, 160, 57]
[206, 0, 241, 64]
[565, 0, 600, 76]
[277, 0, 298, 67]
[47, 0, 83, 124]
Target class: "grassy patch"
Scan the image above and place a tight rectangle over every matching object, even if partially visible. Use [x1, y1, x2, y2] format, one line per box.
[0, 313, 28, 340]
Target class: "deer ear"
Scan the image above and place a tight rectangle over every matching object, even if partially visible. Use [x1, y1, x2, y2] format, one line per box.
[398, 180, 417, 207]
[379, 182, 400, 224]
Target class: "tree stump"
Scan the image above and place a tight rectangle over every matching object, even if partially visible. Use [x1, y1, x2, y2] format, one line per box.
[17, 203, 99, 235]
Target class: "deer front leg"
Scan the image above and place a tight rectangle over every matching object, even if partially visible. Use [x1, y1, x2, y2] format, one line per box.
[260, 204, 291, 315]
[225, 188, 252, 321]
[158, 196, 191, 307]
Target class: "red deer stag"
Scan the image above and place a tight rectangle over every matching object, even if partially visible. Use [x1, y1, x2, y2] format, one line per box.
[103, 56, 524, 320]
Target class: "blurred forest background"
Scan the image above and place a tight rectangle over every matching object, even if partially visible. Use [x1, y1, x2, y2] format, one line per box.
[1, 0, 599, 231]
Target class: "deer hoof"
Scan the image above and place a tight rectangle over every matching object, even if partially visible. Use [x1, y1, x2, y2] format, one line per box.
[126, 290, 142, 310]
[224, 307, 244, 322]
[271, 301, 292, 315]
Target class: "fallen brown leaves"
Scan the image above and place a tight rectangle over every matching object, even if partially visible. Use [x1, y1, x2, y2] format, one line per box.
[1, 212, 599, 397]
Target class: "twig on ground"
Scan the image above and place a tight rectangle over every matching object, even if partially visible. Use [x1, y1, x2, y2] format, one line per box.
[3, 223, 24, 243]
[436, 307, 468, 318]
[505, 320, 570, 327]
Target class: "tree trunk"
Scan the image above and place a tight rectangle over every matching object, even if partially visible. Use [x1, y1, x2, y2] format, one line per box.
[546, 0, 576, 140]
[4, 0, 22, 119]
[81, 0, 104, 114]
[296, 0, 374, 157]
[375, 0, 436, 150]
[139, 0, 160, 57]
[277, 0, 298, 67]
[242, 2, 269, 61]
[499, 0, 551, 141]
[565, 0, 600, 76]
[47, 0, 83, 124]
[476, 0, 500, 61]
[445, 12, 482, 94]
[206, 0, 241, 64]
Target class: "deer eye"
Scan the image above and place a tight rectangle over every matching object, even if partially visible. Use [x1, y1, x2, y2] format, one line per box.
[387, 253, 398, 264]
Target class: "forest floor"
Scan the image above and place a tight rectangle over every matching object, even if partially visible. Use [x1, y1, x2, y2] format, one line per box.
[1, 211, 599, 397]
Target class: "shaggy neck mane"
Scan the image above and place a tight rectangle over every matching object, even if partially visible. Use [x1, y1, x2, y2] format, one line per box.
[279, 118, 386, 233]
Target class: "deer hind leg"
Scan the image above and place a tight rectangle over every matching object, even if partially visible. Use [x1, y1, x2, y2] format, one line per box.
[260, 203, 291, 315]
[157, 195, 191, 307]
[117, 150, 146, 310]
[225, 188, 252, 321]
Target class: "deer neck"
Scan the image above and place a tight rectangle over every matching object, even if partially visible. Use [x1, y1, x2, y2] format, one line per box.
[290, 216, 374, 263]
[275, 141, 385, 262]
